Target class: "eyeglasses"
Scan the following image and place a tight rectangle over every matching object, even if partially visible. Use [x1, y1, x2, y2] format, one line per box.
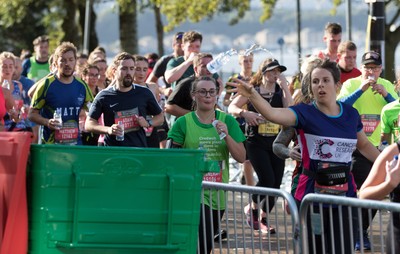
[86, 73, 100, 79]
[196, 89, 218, 97]
[362, 66, 381, 72]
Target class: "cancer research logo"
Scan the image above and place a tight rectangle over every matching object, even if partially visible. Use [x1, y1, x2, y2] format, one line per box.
[315, 139, 334, 159]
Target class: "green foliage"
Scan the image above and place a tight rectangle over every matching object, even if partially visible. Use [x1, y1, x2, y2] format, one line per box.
[259, 0, 277, 23]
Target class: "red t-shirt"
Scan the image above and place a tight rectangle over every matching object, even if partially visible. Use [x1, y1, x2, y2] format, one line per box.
[0, 88, 6, 125]
[340, 67, 361, 84]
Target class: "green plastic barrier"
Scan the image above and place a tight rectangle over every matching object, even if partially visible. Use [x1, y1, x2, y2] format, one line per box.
[28, 145, 211, 254]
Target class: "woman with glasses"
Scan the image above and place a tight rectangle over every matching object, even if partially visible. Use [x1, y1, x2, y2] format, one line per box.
[228, 58, 293, 234]
[168, 76, 246, 254]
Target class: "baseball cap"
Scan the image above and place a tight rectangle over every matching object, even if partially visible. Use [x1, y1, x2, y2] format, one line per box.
[262, 59, 287, 73]
[174, 32, 184, 41]
[361, 51, 382, 65]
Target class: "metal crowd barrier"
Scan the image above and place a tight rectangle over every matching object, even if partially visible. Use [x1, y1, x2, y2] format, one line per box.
[300, 193, 400, 254]
[200, 182, 301, 254]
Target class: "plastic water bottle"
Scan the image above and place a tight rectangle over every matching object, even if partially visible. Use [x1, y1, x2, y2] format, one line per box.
[379, 140, 389, 152]
[2, 79, 10, 90]
[116, 120, 124, 141]
[389, 155, 399, 169]
[207, 49, 237, 74]
[53, 109, 63, 130]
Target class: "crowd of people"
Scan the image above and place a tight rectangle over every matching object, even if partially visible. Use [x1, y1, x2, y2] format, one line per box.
[1, 21, 400, 253]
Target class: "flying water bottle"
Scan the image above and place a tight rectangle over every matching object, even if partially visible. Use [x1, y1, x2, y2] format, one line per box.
[207, 49, 238, 74]
[243, 43, 261, 56]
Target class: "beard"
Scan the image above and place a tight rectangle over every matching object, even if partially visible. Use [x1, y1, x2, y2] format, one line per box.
[122, 76, 132, 88]
[60, 69, 74, 78]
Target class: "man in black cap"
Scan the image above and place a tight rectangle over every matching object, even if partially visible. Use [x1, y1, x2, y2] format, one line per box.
[338, 51, 398, 251]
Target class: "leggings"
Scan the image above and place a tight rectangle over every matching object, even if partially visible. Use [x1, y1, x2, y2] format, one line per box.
[246, 138, 285, 213]
[198, 204, 225, 254]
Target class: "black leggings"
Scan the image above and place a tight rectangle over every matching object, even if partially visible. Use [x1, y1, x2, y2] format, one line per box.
[198, 204, 225, 254]
[246, 139, 285, 213]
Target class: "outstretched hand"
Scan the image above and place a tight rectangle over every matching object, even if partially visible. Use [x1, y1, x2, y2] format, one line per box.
[225, 78, 255, 98]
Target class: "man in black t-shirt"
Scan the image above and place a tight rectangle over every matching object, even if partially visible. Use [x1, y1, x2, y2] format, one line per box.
[85, 52, 164, 147]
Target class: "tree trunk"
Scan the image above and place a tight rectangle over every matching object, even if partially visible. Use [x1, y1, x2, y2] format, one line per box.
[153, 4, 164, 56]
[78, 0, 99, 53]
[119, 0, 137, 54]
[61, 0, 80, 47]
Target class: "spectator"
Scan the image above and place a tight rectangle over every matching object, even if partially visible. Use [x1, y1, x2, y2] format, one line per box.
[28, 42, 93, 145]
[85, 52, 164, 147]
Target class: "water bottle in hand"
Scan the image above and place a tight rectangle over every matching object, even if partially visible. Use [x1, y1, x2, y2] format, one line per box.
[53, 109, 63, 130]
[116, 120, 124, 141]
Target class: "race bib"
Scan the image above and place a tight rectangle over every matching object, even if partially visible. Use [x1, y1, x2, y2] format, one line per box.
[203, 161, 225, 183]
[258, 119, 280, 136]
[361, 114, 380, 137]
[55, 121, 79, 145]
[114, 109, 140, 132]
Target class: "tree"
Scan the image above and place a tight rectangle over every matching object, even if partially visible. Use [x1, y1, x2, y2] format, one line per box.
[0, 0, 98, 54]
[118, 0, 138, 54]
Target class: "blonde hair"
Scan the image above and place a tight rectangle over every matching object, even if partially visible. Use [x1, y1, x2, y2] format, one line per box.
[0, 52, 16, 65]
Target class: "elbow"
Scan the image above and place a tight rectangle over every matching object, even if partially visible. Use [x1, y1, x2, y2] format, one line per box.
[165, 104, 173, 115]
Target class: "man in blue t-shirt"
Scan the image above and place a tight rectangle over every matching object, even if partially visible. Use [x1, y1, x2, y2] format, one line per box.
[85, 52, 164, 147]
[28, 42, 93, 145]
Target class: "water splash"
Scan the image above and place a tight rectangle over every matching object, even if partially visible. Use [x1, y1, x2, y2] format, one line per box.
[242, 43, 274, 58]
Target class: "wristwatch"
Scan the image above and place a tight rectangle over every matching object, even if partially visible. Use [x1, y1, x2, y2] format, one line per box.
[147, 119, 153, 127]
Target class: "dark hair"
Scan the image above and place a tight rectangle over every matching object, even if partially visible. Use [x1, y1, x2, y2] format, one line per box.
[190, 76, 218, 110]
[82, 64, 99, 76]
[305, 59, 341, 98]
[33, 35, 49, 46]
[325, 22, 342, 35]
[133, 54, 148, 63]
[193, 53, 213, 68]
[112, 52, 134, 67]
[191, 76, 218, 94]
